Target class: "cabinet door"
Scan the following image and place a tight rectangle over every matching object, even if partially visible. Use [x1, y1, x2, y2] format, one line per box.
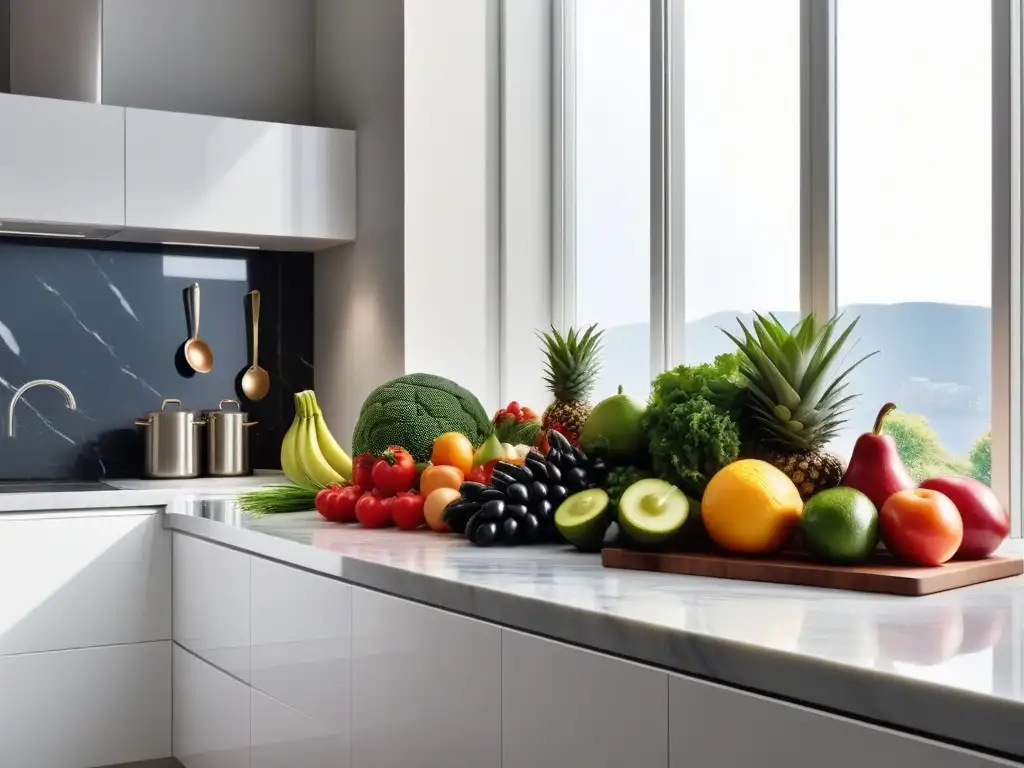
[669, 673, 1014, 767]
[173, 644, 250, 768]
[0, 641, 171, 768]
[251, 689, 347, 768]
[173, 533, 250, 680]
[0, 94, 125, 228]
[0, 511, 170, 655]
[502, 630, 669, 768]
[250, 555, 351, 745]
[351, 587, 501, 768]
[125, 107, 356, 244]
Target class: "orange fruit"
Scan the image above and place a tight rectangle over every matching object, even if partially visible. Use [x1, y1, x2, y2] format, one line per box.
[430, 432, 474, 475]
[701, 459, 803, 554]
[424, 487, 461, 532]
[419, 465, 465, 499]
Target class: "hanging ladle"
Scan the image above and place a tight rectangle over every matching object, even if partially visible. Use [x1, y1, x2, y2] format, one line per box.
[241, 290, 270, 401]
[183, 282, 213, 374]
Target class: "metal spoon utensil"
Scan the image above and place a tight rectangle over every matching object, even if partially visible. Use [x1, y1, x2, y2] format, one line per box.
[241, 290, 270, 401]
[183, 282, 213, 374]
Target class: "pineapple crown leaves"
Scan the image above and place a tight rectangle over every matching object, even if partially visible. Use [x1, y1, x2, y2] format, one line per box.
[536, 323, 604, 402]
[720, 312, 878, 449]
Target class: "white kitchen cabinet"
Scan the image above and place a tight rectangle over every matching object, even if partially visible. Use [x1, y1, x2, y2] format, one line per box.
[0, 640, 171, 768]
[250, 555, 352, 736]
[502, 630, 669, 768]
[668, 672, 1015, 767]
[173, 644, 250, 768]
[0, 93, 126, 230]
[124, 107, 356, 250]
[350, 586, 501, 768]
[251, 689, 347, 768]
[0, 511, 170, 655]
[173, 533, 251, 680]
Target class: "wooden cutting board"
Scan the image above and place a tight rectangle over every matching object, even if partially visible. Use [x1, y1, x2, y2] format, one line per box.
[601, 548, 1024, 596]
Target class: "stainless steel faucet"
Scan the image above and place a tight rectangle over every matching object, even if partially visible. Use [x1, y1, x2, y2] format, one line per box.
[6, 379, 77, 437]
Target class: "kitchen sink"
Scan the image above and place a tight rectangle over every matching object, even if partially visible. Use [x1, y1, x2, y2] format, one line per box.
[0, 480, 116, 493]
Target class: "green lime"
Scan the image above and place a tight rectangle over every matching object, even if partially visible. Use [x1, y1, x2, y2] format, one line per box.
[800, 487, 878, 564]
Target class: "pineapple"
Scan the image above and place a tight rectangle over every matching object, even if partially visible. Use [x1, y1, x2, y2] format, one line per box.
[723, 312, 876, 499]
[538, 324, 604, 446]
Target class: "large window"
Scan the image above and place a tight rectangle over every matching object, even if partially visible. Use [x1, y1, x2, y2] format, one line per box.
[835, 0, 992, 482]
[572, 0, 650, 400]
[683, 0, 801, 365]
[558, 0, 1018, 533]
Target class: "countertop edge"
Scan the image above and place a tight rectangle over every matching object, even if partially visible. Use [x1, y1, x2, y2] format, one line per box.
[163, 512, 1024, 761]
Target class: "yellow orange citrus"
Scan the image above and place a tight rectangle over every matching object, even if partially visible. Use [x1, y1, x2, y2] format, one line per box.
[419, 465, 464, 499]
[430, 432, 474, 475]
[701, 459, 803, 554]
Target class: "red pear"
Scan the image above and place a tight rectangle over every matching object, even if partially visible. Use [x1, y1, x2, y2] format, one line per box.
[840, 403, 915, 510]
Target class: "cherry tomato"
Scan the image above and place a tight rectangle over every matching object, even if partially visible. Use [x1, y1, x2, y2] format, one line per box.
[331, 486, 363, 523]
[315, 487, 333, 519]
[355, 491, 393, 528]
[391, 491, 426, 530]
[352, 453, 378, 493]
[371, 446, 416, 496]
[880, 488, 963, 566]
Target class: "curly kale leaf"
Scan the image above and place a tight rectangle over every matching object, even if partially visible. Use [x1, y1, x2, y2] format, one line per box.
[643, 394, 740, 499]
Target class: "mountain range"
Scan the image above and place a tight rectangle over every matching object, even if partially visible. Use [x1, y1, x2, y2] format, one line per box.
[597, 303, 990, 458]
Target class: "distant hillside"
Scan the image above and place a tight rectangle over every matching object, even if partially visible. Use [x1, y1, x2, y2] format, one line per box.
[598, 303, 990, 458]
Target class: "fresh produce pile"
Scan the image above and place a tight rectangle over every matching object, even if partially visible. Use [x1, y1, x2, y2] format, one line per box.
[250, 311, 1010, 567]
[238, 390, 351, 516]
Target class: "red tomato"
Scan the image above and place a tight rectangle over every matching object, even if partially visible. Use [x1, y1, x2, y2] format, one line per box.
[391, 491, 426, 530]
[465, 466, 488, 484]
[315, 487, 335, 519]
[371, 446, 416, 496]
[352, 453, 378, 492]
[331, 486, 363, 523]
[355, 492, 393, 528]
[880, 488, 963, 566]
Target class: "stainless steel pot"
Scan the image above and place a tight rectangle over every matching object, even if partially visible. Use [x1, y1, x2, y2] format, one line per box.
[135, 399, 205, 479]
[204, 399, 258, 477]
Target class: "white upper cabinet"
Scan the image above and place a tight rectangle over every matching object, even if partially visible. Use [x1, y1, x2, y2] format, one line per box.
[0, 94, 126, 231]
[124, 107, 356, 250]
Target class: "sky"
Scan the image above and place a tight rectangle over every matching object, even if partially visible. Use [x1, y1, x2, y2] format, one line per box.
[574, 0, 992, 330]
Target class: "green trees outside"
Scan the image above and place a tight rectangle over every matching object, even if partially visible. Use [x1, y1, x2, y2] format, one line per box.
[968, 430, 992, 486]
[880, 411, 973, 483]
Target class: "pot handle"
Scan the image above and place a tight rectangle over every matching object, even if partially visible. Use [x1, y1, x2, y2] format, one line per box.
[219, 399, 240, 411]
[161, 398, 182, 411]
[243, 420, 259, 427]
[134, 418, 151, 427]
[192, 419, 207, 426]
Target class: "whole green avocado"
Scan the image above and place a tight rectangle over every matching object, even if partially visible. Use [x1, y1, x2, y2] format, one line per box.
[351, 373, 492, 462]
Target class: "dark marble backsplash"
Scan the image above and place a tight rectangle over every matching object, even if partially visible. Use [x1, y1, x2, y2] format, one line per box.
[0, 237, 313, 480]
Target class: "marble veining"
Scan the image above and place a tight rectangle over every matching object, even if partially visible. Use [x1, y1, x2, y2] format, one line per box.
[166, 502, 1024, 760]
[0, 237, 312, 478]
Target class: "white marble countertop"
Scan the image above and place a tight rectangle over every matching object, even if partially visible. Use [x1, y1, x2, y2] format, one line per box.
[0, 473, 285, 513]
[166, 496, 1024, 761]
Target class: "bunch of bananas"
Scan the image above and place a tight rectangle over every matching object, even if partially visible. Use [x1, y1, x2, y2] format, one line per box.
[281, 390, 353, 489]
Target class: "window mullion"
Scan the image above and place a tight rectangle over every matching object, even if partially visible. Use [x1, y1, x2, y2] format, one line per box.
[652, 0, 685, 374]
[992, 0, 1021, 537]
[552, 0, 577, 333]
[801, 0, 837, 320]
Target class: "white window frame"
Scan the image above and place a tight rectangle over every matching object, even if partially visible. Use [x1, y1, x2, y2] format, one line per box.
[554, 0, 1022, 535]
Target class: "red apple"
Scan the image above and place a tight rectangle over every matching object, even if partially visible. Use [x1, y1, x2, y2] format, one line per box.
[919, 476, 1009, 559]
